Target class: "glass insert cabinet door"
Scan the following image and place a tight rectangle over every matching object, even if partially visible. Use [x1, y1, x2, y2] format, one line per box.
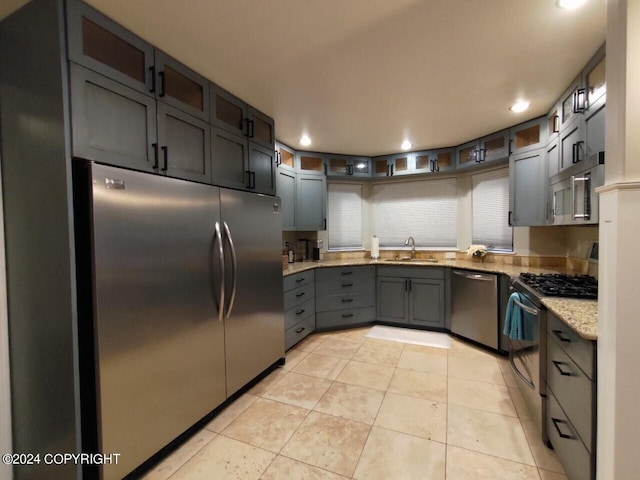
[298, 153, 325, 174]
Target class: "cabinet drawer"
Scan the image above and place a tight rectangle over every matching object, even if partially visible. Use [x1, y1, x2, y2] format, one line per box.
[548, 314, 595, 380]
[283, 284, 315, 310]
[376, 266, 444, 280]
[315, 275, 375, 298]
[315, 265, 375, 284]
[316, 307, 375, 329]
[315, 291, 375, 313]
[285, 315, 315, 351]
[284, 271, 314, 292]
[546, 390, 593, 480]
[547, 335, 593, 452]
[284, 298, 315, 330]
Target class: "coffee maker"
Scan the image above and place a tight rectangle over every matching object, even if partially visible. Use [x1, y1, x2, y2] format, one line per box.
[299, 239, 323, 261]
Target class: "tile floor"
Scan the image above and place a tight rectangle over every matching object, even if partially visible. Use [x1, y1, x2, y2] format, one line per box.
[142, 328, 568, 480]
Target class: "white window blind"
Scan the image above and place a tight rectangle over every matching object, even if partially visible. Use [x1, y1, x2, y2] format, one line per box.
[372, 178, 457, 248]
[472, 168, 513, 251]
[327, 183, 363, 250]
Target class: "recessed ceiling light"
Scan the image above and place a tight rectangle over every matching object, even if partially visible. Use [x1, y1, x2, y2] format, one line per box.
[401, 140, 412, 150]
[510, 101, 530, 113]
[556, 0, 587, 10]
[299, 135, 311, 146]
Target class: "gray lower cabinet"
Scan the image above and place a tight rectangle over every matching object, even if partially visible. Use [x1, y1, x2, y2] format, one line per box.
[315, 266, 375, 329]
[376, 267, 445, 328]
[283, 271, 316, 350]
[546, 313, 596, 480]
[509, 148, 547, 226]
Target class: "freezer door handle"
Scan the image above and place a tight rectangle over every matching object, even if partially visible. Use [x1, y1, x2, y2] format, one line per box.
[214, 222, 225, 322]
[223, 221, 238, 319]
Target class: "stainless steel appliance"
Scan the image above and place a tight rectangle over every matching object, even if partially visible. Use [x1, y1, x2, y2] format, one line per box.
[450, 270, 499, 349]
[549, 151, 604, 225]
[509, 272, 598, 443]
[75, 163, 284, 480]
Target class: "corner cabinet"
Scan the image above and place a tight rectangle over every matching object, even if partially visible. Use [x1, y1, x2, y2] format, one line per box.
[376, 266, 445, 328]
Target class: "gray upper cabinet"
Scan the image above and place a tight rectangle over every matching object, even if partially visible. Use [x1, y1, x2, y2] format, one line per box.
[211, 85, 275, 150]
[326, 155, 371, 177]
[277, 169, 296, 230]
[509, 117, 547, 156]
[211, 127, 249, 190]
[558, 120, 584, 172]
[154, 51, 210, 122]
[249, 142, 276, 195]
[584, 105, 605, 158]
[276, 142, 296, 172]
[297, 152, 326, 176]
[456, 140, 480, 169]
[411, 148, 456, 174]
[296, 173, 326, 231]
[547, 102, 561, 146]
[66, 0, 154, 95]
[559, 77, 585, 133]
[157, 103, 211, 183]
[585, 46, 606, 116]
[509, 149, 547, 226]
[372, 153, 413, 177]
[70, 63, 157, 172]
[481, 130, 510, 162]
[546, 139, 560, 181]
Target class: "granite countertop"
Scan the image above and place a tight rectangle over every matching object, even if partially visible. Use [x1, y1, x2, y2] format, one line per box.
[282, 257, 599, 341]
[541, 297, 598, 341]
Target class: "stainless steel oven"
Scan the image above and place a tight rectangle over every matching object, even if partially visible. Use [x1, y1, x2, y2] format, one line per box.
[509, 281, 548, 443]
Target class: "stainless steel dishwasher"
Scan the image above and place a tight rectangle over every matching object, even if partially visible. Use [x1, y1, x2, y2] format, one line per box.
[450, 269, 498, 349]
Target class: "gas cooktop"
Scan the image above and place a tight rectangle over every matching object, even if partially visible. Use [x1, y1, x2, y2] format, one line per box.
[518, 273, 598, 299]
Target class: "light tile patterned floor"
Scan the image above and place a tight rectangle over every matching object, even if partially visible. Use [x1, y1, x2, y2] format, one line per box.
[142, 328, 568, 480]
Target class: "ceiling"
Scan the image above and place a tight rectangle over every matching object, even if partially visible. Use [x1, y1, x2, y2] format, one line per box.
[1, 0, 606, 156]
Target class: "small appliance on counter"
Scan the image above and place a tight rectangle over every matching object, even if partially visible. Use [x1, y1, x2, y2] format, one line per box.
[311, 239, 323, 261]
[298, 238, 323, 261]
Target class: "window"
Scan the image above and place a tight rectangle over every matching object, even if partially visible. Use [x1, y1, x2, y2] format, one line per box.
[372, 178, 457, 248]
[327, 183, 363, 250]
[471, 168, 512, 251]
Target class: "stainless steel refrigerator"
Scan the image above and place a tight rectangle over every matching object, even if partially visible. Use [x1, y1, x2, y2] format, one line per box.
[76, 162, 284, 479]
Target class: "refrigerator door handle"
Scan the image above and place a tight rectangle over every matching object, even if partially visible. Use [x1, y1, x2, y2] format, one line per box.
[223, 221, 238, 319]
[214, 222, 225, 322]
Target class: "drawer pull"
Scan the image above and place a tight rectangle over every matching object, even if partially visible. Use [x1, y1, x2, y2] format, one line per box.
[341, 283, 353, 287]
[295, 327, 305, 334]
[295, 277, 305, 283]
[551, 417, 575, 440]
[295, 309, 305, 315]
[341, 271, 353, 275]
[341, 298, 354, 303]
[552, 360, 573, 376]
[342, 313, 354, 318]
[296, 292, 306, 298]
[552, 329, 571, 343]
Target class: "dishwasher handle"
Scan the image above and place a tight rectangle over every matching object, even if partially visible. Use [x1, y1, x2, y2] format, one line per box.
[452, 270, 495, 281]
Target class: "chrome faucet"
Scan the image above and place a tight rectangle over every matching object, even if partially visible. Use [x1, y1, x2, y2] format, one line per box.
[404, 236, 416, 259]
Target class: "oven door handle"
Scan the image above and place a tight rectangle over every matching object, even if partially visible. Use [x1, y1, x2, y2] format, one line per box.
[509, 349, 534, 389]
[512, 296, 539, 316]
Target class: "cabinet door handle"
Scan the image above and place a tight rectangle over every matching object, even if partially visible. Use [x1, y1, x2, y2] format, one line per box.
[390, 164, 394, 176]
[552, 360, 573, 376]
[552, 329, 571, 343]
[244, 118, 250, 137]
[551, 417, 575, 440]
[405, 279, 408, 291]
[295, 277, 305, 283]
[341, 283, 353, 287]
[552, 115, 560, 133]
[295, 292, 305, 298]
[408, 279, 412, 292]
[250, 171, 256, 189]
[386, 164, 390, 176]
[295, 327, 305, 334]
[276, 151, 281, 166]
[323, 218, 326, 230]
[341, 298, 354, 303]
[573, 88, 586, 113]
[295, 309, 305, 315]
[434, 159, 439, 172]
[161, 146, 168, 172]
[341, 313, 354, 318]
[158, 70, 166, 97]
[246, 170, 252, 189]
[341, 271, 353, 275]
[152, 143, 159, 170]
[149, 66, 156, 93]
[508, 211, 513, 227]
[572, 141, 584, 164]
[248, 119, 255, 138]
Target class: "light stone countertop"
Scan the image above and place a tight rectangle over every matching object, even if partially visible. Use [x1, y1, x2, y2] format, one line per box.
[282, 258, 599, 341]
[541, 297, 598, 341]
